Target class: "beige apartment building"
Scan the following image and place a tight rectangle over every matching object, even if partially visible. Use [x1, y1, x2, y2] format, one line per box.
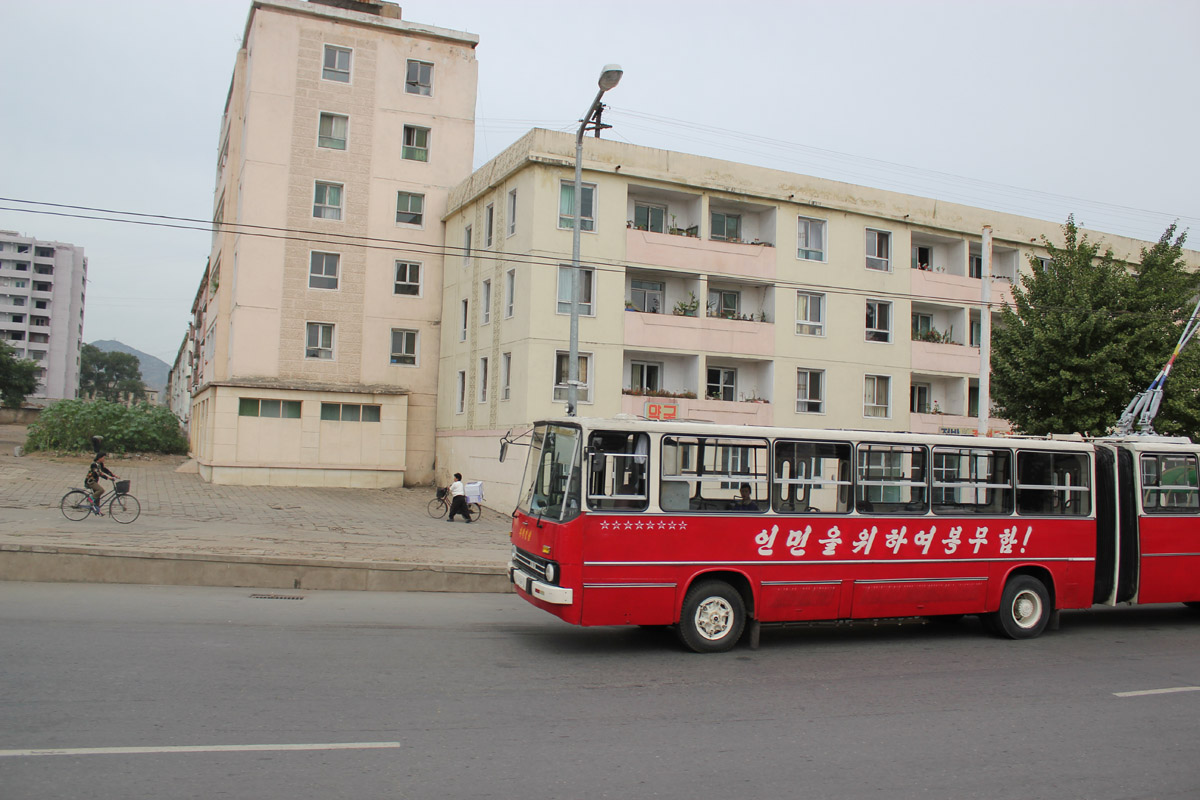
[186, 0, 477, 486]
[437, 129, 1200, 508]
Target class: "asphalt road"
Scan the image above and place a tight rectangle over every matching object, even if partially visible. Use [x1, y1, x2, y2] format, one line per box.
[2, 582, 1199, 799]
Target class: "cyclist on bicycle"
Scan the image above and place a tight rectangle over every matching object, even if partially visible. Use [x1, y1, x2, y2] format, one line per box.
[85, 452, 119, 515]
[447, 472, 472, 523]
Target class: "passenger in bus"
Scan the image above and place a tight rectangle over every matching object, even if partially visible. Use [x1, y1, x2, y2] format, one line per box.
[729, 483, 758, 511]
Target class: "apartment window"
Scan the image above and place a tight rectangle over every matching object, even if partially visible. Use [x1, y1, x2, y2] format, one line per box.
[396, 191, 424, 225]
[711, 211, 741, 242]
[864, 374, 891, 418]
[313, 181, 343, 220]
[866, 300, 892, 343]
[390, 328, 418, 365]
[707, 367, 737, 401]
[969, 254, 984, 279]
[709, 289, 740, 319]
[322, 45, 351, 82]
[557, 265, 594, 315]
[796, 291, 825, 336]
[478, 357, 489, 402]
[317, 112, 348, 149]
[459, 299, 468, 341]
[911, 383, 932, 414]
[305, 322, 334, 360]
[866, 229, 891, 271]
[463, 226, 472, 266]
[507, 189, 517, 236]
[631, 361, 662, 392]
[456, 371, 466, 414]
[402, 125, 430, 162]
[320, 403, 381, 422]
[394, 261, 421, 296]
[797, 217, 826, 261]
[634, 202, 666, 233]
[558, 181, 595, 231]
[481, 279, 492, 324]
[554, 351, 592, 403]
[308, 251, 339, 290]
[970, 319, 982, 347]
[504, 269, 515, 318]
[405, 59, 433, 95]
[629, 279, 664, 313]
[797, 369, 824, 413]
[484, 204, 494, 248]
[912, 245, 933, 271]
[912, 313, 933, 337]
[501, 352, 512, 400]
[238, 398, 301, 418]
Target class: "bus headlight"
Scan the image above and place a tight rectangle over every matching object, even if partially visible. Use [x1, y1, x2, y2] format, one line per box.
[544, 562, 557, 584]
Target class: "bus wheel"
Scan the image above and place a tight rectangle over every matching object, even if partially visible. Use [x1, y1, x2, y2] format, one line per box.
[678, 580, 745, 653]
[992, 575, 1051, 639]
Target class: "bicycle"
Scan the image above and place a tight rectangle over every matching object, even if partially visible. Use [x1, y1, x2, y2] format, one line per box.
[61, 479, 141, 524]
[426, 487, 481, 521]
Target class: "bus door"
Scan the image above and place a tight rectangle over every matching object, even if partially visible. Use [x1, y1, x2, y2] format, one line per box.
[1135, 450, 1200, 604]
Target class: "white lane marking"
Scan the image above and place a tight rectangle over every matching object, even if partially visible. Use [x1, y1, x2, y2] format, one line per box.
[0, 742, 401, 757]
[1113, 686, 1200, 698]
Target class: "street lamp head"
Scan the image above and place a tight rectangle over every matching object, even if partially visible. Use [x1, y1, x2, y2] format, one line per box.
[598, 64, 623, 91]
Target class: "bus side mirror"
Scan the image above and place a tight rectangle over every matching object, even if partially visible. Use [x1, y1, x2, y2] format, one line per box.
[499, 440, 508, 463]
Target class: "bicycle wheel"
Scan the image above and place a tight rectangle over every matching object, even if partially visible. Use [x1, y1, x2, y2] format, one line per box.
[60, 490, 93, 521]
[467, 503, 482, 522]
[108, 494, 141, 524]
[427, 497, 447, 518]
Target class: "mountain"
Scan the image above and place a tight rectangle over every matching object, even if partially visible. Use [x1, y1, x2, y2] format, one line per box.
[89, 340, 170, 396]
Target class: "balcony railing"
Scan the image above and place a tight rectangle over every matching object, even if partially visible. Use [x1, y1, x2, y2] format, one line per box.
[624, 307, 775, 356]
[626, 228, 777, 281]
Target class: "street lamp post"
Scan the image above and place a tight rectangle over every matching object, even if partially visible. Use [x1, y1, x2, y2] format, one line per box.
[567, 64, 623, 416]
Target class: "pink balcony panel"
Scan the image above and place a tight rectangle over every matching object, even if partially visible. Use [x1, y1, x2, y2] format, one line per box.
[911, 270, 1013, 309]
[626, 229, 777, 281]
[911, 341, 980, 374]
[620, 393, 774, 426]
[624, 311, 774, 356]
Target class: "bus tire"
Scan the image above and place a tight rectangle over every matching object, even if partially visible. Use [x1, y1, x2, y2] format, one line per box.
[677, 580, 745, 654]
[992, 575, 1051, 639]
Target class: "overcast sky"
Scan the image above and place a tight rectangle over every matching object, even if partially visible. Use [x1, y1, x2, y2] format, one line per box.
[1, 0, 1197, 363]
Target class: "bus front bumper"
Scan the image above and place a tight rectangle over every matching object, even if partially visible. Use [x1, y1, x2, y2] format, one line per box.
[509, 563, 573, 605]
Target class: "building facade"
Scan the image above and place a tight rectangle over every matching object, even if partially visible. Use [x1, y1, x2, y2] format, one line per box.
[436, 129, 1200, 508]
[0, 231, 86, 403]
[187, 0, 478, 486]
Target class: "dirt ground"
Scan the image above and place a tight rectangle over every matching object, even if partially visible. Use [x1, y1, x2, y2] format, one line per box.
[0, 423, 27, 454]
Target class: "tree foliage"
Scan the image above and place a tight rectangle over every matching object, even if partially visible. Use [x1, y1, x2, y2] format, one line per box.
[25, 399, 188, 454]
[991, 217, 1199, 437]
[0, 340, 39, 408]
[80, 343, 147, 402]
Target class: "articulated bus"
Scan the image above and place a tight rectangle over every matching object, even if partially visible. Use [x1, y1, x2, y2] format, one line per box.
[506, 417, 1200, 652]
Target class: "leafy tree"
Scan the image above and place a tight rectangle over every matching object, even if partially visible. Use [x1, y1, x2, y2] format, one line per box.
[991, 217, 1199, 437]
[25, 399, 188, 454]
[0, 340, 39, 408]
[80, 343, 147, 402]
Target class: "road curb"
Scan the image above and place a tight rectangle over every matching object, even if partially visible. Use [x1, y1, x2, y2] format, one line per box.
[0, 546, 512, 594]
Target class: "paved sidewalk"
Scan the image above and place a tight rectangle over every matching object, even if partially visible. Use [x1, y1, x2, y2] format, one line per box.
[0, 427, 513, 592]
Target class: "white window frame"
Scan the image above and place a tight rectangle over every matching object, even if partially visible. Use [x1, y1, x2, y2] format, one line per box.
[456, 370, 466, 414]
[630, 360, 663, 392]
[405, 59, 433, 96]
[390, 328, 418, 366]
[478, 356, 489, 403]
[484, 203, 494, 248]
[459, 298, 468, 342]
[557, 265, 595, 316]
[866, 228, 891, 272]
[396, 191, 424, 227]
[322, 45, 352, 83]
[797, 216, 826, 261]
[864, 374, 891, 419]
[558, 181, 596, 232]
[313, 181, 344, 221]
[481, 279, 491, 325]
[797, 368, 824, 414]
[707, 366, 737, 401]
[796, 291, 825, 336]
[629, 279, 664, 314]
[501, 352, 512, 401]
[394, 260, 422, 296]
[308, 250, 340, 290]
[305, 322, 334, 360]
[911, 382, 932, 414]
[866, 299, 892, 343]
[317, 112, 348, 150]
[504, 269, 515, 318]
[634, 202, 667, 233]
[507, 189, 517, 236]
[553, 351, 593, 403]
[402, 125, 430, 162]
[463, 225, 472, 267]
[710, 210, 741, 242]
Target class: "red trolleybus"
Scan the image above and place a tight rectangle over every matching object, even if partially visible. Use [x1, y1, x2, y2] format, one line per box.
[506, 418, 1200, 652]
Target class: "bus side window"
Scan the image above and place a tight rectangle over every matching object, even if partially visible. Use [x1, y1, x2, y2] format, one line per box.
[1016, 451, 1090, 516]
[1141, 453, 1200, 514]
[773, 440, 852, 514]
[586, 431, 649, 512]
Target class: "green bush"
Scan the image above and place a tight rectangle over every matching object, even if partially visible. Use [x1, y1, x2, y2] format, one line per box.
[25, 399, 188, 455]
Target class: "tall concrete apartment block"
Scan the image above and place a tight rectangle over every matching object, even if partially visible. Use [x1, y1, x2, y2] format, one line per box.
[0, 231, 85, 402]
[437, 130, 1200, 508]
[189, 0, 477, 486]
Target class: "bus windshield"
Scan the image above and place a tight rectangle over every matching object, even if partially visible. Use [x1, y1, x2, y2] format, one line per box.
[516, 423, 583, 522]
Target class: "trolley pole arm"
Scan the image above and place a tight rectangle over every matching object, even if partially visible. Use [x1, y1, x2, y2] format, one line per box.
[1116, 296, 1200, 435]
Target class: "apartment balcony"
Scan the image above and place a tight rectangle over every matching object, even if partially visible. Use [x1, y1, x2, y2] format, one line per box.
[626, 228, 777, 282]
[911, 340, 980, 374]
[620, 392, 774, 426]
[911, 269, 1014, 309]
[910, 412, 1012, 437]
[624, 308, 774, 357]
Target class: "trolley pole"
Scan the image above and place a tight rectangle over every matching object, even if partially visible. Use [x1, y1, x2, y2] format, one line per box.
[978, 225, 992, 435]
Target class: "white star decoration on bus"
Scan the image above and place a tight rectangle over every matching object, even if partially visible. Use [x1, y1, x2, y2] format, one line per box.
[599, 519, 685, 531]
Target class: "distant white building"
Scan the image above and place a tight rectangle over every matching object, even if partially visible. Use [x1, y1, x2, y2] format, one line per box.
[0, 230, 86, 403]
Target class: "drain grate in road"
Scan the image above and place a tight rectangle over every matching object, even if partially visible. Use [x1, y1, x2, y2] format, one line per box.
[249, 593, 305, 600]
